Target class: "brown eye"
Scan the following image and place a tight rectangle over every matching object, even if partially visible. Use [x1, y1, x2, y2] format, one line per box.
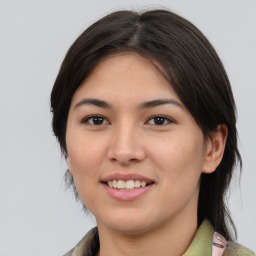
[82, 115, 109, 125]
[147, 116, 173, 126]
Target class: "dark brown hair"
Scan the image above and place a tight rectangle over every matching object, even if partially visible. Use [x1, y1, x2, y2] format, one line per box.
[51, 9, 241, 241]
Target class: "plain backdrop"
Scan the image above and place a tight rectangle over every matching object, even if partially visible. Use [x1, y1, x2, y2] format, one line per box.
[0, 0, 255, 255]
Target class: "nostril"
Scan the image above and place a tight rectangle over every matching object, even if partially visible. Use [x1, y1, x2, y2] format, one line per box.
[107, 142, 146, 164]
[110, 157, 138, 165]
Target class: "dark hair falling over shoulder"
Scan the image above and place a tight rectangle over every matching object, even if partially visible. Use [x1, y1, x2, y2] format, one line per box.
[51, 9, 241, 241]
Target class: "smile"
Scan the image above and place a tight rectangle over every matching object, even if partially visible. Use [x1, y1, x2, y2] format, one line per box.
[105, 180, 154, 190]
[101, 173, 155, 200]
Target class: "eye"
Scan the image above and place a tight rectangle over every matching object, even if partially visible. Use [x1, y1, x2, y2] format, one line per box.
[146, 116, 174, 126]
[82, 115, 110, 125]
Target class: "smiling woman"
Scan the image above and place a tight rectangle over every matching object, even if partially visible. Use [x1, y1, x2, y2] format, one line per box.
[50, 9, 255, 256]
[66, 53, 209, 235]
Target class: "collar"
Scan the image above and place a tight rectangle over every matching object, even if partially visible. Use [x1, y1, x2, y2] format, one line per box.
[68, 220, 214, 256]
[183, 219, 214, 256]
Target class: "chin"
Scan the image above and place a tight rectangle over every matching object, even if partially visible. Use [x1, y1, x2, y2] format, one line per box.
[95, 211, 144, 231]
[107, 221, 151, 235]
[96, 208, 162, 235]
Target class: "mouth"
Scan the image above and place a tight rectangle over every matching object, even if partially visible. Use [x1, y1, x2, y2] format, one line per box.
[103, 179, 155, 190]
[101, 173, 155, 200]
[101, 173, 155, 191]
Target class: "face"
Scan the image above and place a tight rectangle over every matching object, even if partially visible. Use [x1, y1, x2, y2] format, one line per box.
[66, 53, 210, 235]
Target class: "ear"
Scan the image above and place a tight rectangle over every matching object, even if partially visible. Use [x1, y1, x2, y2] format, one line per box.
[66, 156, 73, 175]
[202, 124, 228, 174]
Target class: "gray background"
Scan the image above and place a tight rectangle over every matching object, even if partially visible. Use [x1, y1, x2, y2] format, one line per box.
[0, 0, 255, 255]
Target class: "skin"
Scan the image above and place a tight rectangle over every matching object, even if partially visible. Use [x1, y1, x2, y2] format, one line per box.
[66, 53, 227, 256]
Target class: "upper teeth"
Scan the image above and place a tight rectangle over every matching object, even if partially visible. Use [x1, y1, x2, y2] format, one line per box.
[107, 180, 147, 190]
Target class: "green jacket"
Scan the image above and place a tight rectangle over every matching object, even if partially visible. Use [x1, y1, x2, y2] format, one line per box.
[64, 220, 255, 256]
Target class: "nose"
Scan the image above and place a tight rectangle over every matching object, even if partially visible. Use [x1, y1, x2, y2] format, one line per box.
[106, 122, 146, 165]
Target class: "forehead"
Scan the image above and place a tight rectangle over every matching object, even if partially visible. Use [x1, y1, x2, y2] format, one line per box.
[71, 53, 180, 105]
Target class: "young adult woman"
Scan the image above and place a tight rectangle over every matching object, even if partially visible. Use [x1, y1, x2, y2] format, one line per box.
[51, 9, 255, 256]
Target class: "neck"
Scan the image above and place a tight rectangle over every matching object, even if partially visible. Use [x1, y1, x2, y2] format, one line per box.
[96, 212, 198, 256]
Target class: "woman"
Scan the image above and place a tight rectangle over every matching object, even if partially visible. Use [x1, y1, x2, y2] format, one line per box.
[51, 9, 255, 256]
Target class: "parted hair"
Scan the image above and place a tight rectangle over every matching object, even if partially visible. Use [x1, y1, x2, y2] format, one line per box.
[51, 9, 241, 241]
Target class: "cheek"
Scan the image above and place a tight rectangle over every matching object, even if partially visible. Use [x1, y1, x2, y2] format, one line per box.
[66, 126, 107, 181]
[67, 143, 104, 179]
[147, 132, 204, 186]
[66, 134, 106, 207]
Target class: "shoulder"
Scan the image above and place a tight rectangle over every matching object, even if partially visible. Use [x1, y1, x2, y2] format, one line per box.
[63, 248, 73, 256]
[224, 241, 255, 256]
[62, 227, 99, 256]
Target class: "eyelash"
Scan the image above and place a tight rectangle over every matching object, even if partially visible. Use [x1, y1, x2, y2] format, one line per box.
[81, 115, 110, 125]
[81, 115, 174, 126]
[146, 115, 174, 126]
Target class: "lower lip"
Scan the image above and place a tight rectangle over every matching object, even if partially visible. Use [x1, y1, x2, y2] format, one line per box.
[102, 183, 154, 201]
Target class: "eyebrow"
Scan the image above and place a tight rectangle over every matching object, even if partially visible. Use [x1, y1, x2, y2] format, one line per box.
[138, 99, 183, 109]
[73, 98, 183, 110]
[74, 98, 112, 110]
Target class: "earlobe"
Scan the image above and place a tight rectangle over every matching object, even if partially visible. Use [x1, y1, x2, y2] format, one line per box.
[202, 124, 228, 174]
[66, 156, 73, 174]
